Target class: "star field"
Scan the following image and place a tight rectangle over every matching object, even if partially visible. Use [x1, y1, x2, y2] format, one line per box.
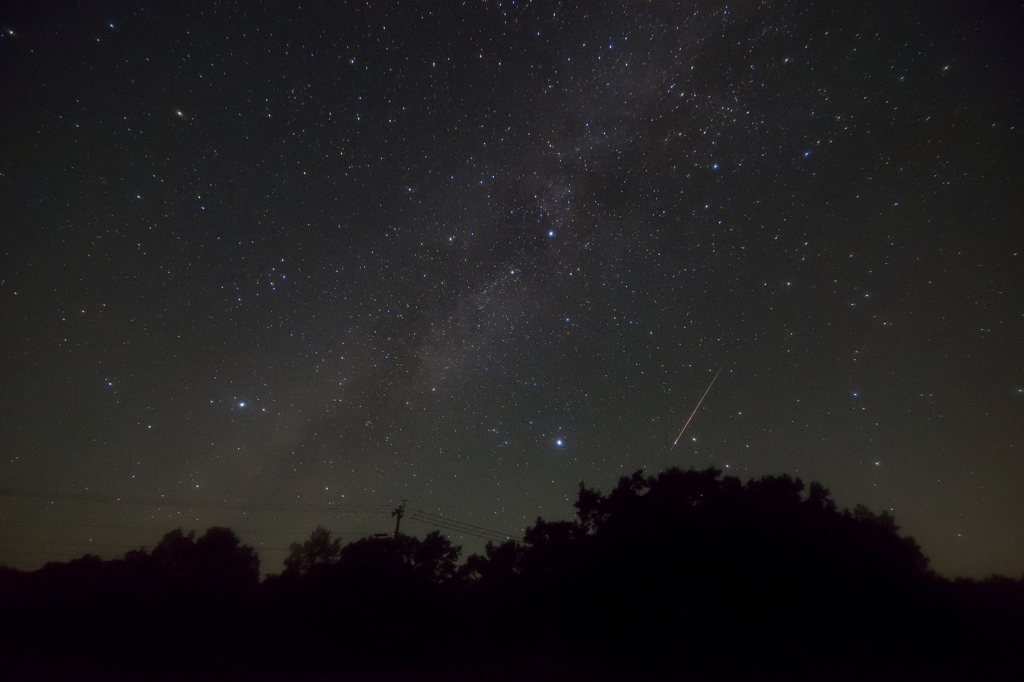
[1, 1, 1022, 577]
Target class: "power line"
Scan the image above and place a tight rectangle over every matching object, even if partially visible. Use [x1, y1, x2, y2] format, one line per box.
[0, 519, 384, 536]
[1, 541, 148, 550]
[0, 488, 526, 556]
[0, 488, 390, 514]
[0, 541, 333, 553]
[407, 509, 521, 543]
[410, 508, 521, 539]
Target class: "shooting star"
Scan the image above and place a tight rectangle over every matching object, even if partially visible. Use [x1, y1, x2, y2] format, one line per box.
[672, 365, 724, 447]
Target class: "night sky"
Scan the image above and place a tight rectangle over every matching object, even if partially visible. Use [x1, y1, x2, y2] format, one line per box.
[2, 1, 1022, 579]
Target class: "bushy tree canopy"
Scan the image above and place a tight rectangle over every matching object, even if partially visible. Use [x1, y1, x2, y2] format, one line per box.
[132, 526, 260, 588]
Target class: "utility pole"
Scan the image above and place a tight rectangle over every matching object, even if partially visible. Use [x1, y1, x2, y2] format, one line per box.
[392, 500, 406, 539]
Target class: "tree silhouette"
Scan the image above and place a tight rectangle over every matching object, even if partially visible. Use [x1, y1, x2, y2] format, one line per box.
[328, 531, 462, 586]
[414, 530, 461, 582]
[136, 526, 259, 589]
[283, 525, 341, 577]
[1, 473, 1022, 679]
[193, 526, 260, 588]
[150, 527, 196, 579]
[462, 539, 521, 584]
[457, 466, 947, 676]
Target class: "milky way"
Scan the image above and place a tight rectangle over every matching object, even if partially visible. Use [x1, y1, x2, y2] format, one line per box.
[1, 1, 1021, 577]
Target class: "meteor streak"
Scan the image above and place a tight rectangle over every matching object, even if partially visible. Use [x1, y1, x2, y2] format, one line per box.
[672, 365, 724, 447]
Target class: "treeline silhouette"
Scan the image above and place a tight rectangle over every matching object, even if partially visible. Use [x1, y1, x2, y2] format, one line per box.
[2, 467, 1022, 680]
